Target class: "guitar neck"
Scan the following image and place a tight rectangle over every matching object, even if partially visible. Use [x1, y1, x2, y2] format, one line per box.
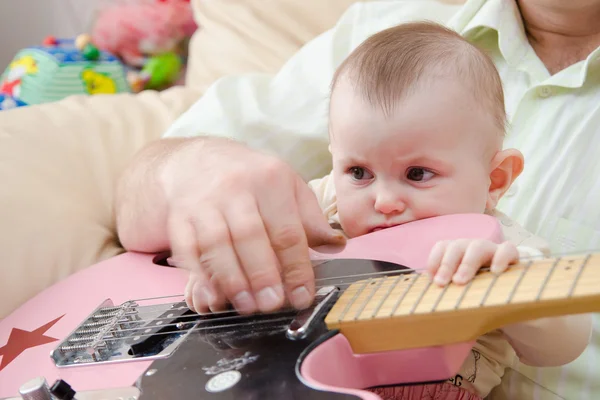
[324, 253, 600, 354]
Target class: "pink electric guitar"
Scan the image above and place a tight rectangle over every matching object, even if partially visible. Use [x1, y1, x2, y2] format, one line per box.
[1, 214, 599, 400]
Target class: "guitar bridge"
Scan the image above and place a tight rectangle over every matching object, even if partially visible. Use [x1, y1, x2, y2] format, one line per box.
[51, 297, 202, 367]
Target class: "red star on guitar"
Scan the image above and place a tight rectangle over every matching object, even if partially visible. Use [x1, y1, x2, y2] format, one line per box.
[0, 315, 64, 371]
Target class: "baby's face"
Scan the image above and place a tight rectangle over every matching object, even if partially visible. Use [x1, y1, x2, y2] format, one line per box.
[329, 76, 501, 238]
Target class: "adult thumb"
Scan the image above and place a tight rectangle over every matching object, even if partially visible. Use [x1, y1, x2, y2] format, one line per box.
[296, 180, 346, 248]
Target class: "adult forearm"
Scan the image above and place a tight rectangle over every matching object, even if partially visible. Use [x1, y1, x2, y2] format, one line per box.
[115, 137, 202, 252]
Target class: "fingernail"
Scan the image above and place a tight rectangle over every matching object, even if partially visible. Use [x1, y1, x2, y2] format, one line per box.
[233, 291, 257, 314]
[256, 286, 283, 312]
[455, 271, 467, 280]
[434, 269, 450, 286]
[290, 286, 312, 309]
[193, 285, 216, 308]
[167, 256, 183, 267]
[434, 276, 447, 286]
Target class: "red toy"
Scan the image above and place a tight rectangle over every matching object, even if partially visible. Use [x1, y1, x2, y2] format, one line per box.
[91, 0, 197, 68]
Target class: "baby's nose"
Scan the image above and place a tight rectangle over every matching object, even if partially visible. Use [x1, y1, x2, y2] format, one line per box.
[374, 192, 405, 215]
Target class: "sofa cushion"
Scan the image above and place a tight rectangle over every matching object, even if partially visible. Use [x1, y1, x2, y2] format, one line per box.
[185, 0, 374, 90]
[0, 86, 201, 318]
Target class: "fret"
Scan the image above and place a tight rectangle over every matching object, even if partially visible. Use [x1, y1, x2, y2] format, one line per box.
[392, 273, 435, 316]
[479, 271, 500, 306]
[535, 257, 560, 301]
[352, 277, 386, 320]
[508, 261, 553, 304]
[361, 275, 428, 319]
[537, 258, 578, 300]
[454, 277, 475, 310]
[389, 273, 419, 317]
[431, 280, 450, 312]
[409, 278, 433, 315]
[480, 263, 533, 306]
[337, 278, 372, 322]
[568, 255, 590, 297]
[370, 274, 402, 319]
[574, 256, 600, 296]
[505, 260, 531, 304]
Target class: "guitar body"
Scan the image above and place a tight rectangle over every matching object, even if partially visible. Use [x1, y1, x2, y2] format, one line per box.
[0, 214, 503, 399]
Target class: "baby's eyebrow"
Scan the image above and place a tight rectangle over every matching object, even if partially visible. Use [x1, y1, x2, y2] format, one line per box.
[396, 155, 453, 170]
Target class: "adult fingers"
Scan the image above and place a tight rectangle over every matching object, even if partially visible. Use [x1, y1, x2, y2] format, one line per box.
[296, 179, 346, 248]
[168, 213, 217, 313]
[193, 207, 257, 314]
[258, 177, 315, 311]
[452, 240, 498, 285]
[224, 194, 285, 313]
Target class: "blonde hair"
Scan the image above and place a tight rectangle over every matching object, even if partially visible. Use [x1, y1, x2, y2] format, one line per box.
[331, 21, 506, 133]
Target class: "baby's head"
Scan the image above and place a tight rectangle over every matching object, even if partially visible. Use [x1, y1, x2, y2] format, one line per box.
[329, 22, 523, 238]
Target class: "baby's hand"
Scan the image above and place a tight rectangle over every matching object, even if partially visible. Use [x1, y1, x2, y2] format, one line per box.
[426, 239, 519, 286]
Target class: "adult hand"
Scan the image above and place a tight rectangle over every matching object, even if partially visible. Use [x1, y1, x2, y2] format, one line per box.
[159, 138, 345, 314]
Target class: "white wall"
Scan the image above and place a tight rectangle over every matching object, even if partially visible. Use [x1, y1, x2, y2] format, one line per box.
[0, 0, 99, 69]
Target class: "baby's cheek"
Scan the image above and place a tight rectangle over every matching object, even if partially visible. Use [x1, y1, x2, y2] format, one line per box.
[337, 203, 368, 238]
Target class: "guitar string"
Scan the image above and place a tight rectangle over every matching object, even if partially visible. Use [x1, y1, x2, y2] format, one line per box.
[86, 258, 595, 329]
[129, 248, 595, 304]
[68, 259, 597, 345]
[66, 274, 599, 349]
[86, 316, 300, 347]
[87, 269, 586, 325]
[131, 250, 595, 302]
[91, 256, 592, 323]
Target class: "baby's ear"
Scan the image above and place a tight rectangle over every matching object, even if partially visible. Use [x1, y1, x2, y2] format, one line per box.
[486, 148, 524, 209]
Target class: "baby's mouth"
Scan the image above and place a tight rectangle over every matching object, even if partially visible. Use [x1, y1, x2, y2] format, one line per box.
[369, 223, 399, 233]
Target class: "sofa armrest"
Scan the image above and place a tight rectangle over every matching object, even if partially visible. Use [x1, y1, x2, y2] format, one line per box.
[0, 86, 202, 318]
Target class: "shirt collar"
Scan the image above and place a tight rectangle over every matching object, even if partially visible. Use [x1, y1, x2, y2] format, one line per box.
[448, 0, 599, 88]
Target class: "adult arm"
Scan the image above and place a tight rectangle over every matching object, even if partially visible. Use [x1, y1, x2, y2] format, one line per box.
[116, 1, 463, 313]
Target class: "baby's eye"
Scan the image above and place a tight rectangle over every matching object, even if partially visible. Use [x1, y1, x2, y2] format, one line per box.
[348, 166, 373, 180]
[406, 167, 434, 182]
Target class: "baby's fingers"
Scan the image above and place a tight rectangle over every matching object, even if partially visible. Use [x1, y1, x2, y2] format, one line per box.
[434, 240, 471, 286]
[490, 241, 520, 274]
[452, 240, 499, 285]
[427, 240, 450, 279]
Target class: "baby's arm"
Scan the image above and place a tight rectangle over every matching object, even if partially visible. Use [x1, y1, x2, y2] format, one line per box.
[427, 212, 593, 367]
[501, 313, 592, 367]
[493, 213, 593, 366]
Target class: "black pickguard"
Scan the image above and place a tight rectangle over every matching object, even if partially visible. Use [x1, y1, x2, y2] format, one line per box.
[137, 258, 409, 399]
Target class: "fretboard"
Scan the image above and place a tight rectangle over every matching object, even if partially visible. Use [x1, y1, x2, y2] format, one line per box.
[324, 253, 600, 354]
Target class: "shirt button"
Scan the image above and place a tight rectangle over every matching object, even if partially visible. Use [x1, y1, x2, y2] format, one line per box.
[538, 86, 552, 98]
[506, 184, 518, 197]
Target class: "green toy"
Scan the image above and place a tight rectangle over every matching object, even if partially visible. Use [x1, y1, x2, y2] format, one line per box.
[128, 52, 183, 92]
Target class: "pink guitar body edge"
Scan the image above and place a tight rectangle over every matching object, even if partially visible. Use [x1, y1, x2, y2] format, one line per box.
[0, 214, 503, 399]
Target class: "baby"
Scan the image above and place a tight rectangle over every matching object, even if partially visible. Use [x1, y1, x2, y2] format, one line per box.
[309, 22, 591, 400]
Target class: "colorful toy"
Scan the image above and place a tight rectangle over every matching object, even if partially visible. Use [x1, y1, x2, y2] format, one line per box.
[0, 38, 130, 111]
[127, 51, 182, 92]
[91, 0, 197, 92]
